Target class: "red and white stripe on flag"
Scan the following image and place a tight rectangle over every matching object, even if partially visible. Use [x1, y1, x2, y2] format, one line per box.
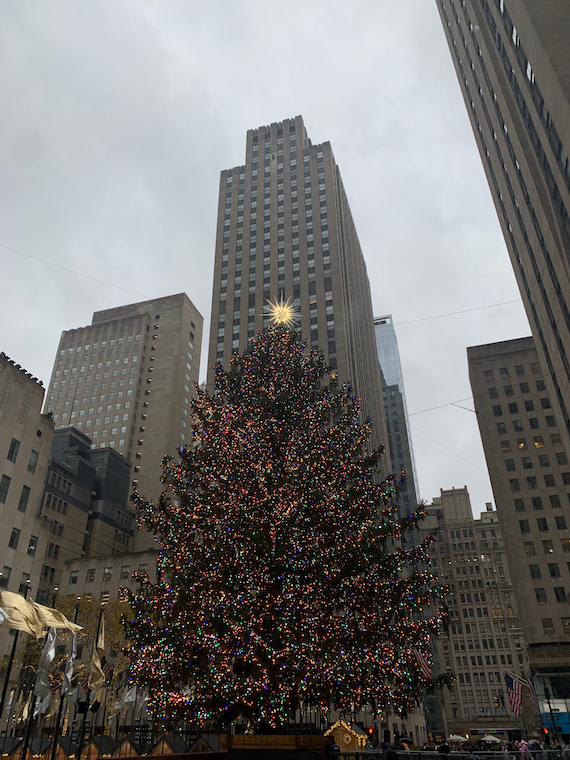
[415, 651, 432, 679]
[504, 672, 523, 717]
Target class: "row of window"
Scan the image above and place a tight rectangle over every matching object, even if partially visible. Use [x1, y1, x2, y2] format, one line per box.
[519, 516, 567, 532]
[5, 440, 39, 472]
[529, 561, 570, 579]
[69, 562, 148, 585]
[493, 397, 551, 415]
[0, 476, 31, 512]
[510, 474, 570, 490]
[489, 378, 546, 397]
[515, 494, 566, 511]
[497, 416, 556, 434]
[59, 335, 140, 356]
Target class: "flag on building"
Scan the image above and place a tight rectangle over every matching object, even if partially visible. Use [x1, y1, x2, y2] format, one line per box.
[504, 672, 523, 716]
[415, 651, 433, 679]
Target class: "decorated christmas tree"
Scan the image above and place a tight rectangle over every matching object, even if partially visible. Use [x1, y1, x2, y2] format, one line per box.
[127, 306, 449, 731]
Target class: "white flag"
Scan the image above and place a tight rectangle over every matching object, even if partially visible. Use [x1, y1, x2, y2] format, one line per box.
[34, 627, 56, 699]
[62, 635, 76, 696]
[33, 693, 50, 718]
[114, 685, 136, 711]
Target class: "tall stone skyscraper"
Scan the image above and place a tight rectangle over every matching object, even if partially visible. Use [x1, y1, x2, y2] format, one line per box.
[44, 293, 203, 550]
[468, 337, 570, 732]
[207, 116, 388, 455]
[436, 0, 570, 451]
[374, 314, 419, 514]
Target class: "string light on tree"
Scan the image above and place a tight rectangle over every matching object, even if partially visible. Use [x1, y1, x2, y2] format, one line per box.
[127, 324, 451, 731]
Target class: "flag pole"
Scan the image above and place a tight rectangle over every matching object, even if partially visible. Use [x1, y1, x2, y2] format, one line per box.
[20, 626, 57, 760]
[0, 580, 31, 733]
[76, 606, 103, 760]
[49, 601, 79, 760]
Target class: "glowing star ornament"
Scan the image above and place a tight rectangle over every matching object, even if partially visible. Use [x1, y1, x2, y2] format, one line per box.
[263, 295, 300, 328]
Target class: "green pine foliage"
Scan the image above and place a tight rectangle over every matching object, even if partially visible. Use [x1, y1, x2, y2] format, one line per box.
[127, 325, 449, 730]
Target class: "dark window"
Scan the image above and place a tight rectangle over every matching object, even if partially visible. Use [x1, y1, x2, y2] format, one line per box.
[543, 618, 555, 634]
[529, 565, 542, 579]
[27, 536, 37, 556]
[532, 497, 543, 510]
[515, 365, 525, 376]
[524, 400, 535, 412]
[497, 423, 507, 434]
[549, 563, 561, 578]
[536, 379, 546, 391]
[539, 455, 550, 467]
[555, 516, 568, 531]
[554, 587, 567, 603]
[537, 518, 549, 532]
[0, 568, 11, 589]
[522, 457, 533, 469]
[530, 418, 540, 429]
[562, 473, 570, 486]
[510, 479, 521, 492]
[484, 370, 494, 381]
[546, 416, 556, 427]
[513, 420, 523, 432]
[520, 382, 530, 393]
[500, 368, 510, 379]
[501, 440, 511, 452]
[556, 453, 568, 466]
[489, 388, 499, 399]
[535, 588, 547, 603]
[508, 403, 518, 414]
[18, 486, 30, 513]
[493, 405, 503, 417]
[0, 476, 11, 504]
[545, 474, 556, 487]
[527, 477, 538, 489]
[514, 499, 525, 512]
[8, 529, 20, 549]
[504, 385, 514, 396]
[519, 520, 530, 534]
[550, 495, 562, 508]
[7, 439, 19, 463]
[27, 451, 39, 474]
[541, 398, 552, 409]
[505, 460, 516, 472]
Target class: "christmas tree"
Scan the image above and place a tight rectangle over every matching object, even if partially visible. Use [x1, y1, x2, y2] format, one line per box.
[127, 313, 449, 731]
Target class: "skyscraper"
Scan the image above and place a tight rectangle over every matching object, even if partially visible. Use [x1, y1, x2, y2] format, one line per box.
[374, 315, 419, 514]
[207, 116, 388, 454]
[436, 0, 570, 450]
[468, 337, 570, 730]
[44, 293, 203, 550]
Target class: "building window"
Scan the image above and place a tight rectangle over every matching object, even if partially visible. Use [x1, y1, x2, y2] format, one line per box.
[493, 405, 503, 417]
[550, 495, 562, 508]
[524, 542, 536, 555]
[8, 529, 20, 550]
[535, 588, 547, 603]
[510, 479, 521, 492]
[500, 368, 509, 379]
[543, 540, 555, 554]
[86, 569, 95, 583]
[484, 370, 494, 381]
[505, 459, 515, 472]
[27, 536, 37, 556]
[556, 516, 568, 530]
[532, 497, 543, 510]
[497, 423, 507, 434]
[508, 403, 518, 414]
[528, 477, 539, 491]
[514, 499, 525, 512]
[534, 436, 544, 448]
[542, 618, 555, 635]
[537, 518, 549, 532]
[555, 587, 567, 603]
[121, 566, 130, 580]
[501, 440, 511, 452]
[27, 450, 39, 474]
[549, 563, 561, 578]
[0, 475, 11, 504]
[18, 486, 30, 513]
[103, 567, 112, 582]
[7, 439, 19, 463]
[0, 567, 11, 589]
[513, 420, 523, 432]
[519, 520, 530, 534]
[70, 570, 78, 585]
[529, 565, 541, 579]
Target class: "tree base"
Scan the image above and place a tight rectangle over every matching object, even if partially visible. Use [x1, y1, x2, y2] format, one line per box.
[221, 734, 334, 758]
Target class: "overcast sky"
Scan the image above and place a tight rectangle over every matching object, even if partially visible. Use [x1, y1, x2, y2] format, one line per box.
[0, 0, 530, 515]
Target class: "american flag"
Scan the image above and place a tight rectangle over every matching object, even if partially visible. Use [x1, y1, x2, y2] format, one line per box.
[101, 656, 113, 680]
[504, 672, 523, 716]
[415, 651, 433, 680]
[527, 675, 541, 717]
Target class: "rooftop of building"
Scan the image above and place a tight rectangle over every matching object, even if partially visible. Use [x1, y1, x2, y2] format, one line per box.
[466, 335, 535, 358]
[0, 351, 44, 387]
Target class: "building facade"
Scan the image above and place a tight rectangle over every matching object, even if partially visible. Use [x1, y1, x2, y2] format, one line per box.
[436, 0, 570, 452]
[206, 116, 388, 455]
[44, 294, 203, 550]
[0, 352, 54, 652]
[374, 315, 420, 515]
[468, 337, 570, 735]
[430, 487, 534, 739]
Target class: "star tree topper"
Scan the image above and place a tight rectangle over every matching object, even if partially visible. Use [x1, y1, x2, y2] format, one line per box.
[263, 295, 300, 328]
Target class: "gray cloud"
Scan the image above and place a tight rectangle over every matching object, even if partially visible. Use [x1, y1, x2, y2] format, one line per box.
[0, 0, 529, 513]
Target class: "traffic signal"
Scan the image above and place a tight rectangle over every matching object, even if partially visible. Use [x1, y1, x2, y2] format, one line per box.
[367, 728, 374, 735]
